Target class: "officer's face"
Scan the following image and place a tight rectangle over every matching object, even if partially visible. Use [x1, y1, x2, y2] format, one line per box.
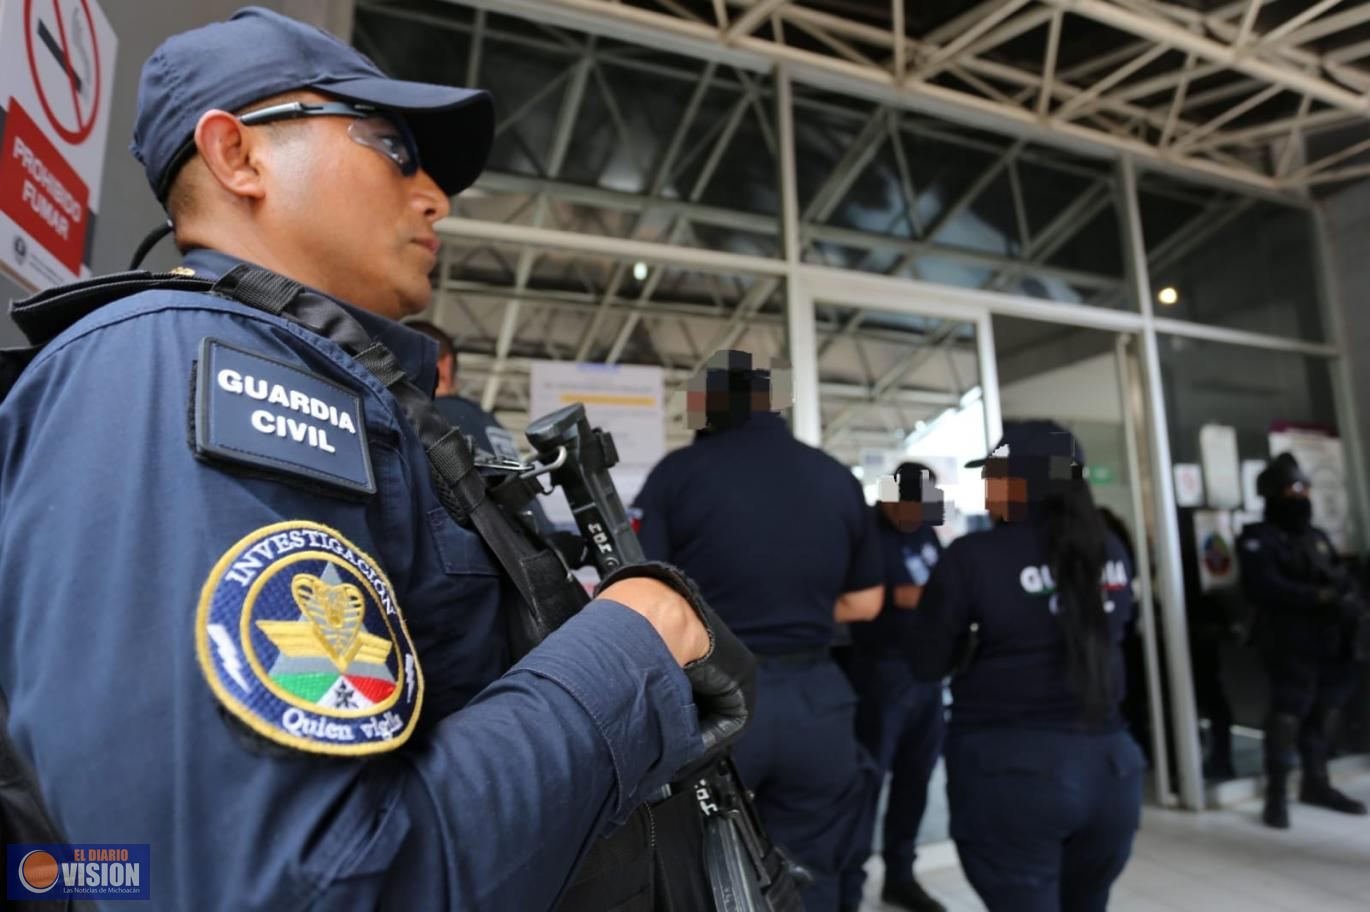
[880, 500, 925, 533]
[983, 459, 1029, 523]
[266, 93, 450, 320]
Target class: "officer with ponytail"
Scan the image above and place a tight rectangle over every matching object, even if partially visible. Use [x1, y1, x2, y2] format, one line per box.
[907, 420, 1143, 912]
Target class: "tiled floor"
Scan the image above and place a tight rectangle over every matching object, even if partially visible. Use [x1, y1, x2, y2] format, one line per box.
[858, 770, 1370, 911]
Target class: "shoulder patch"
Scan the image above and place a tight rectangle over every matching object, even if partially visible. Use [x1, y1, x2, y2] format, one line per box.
[196, 521, 423, 755]
[194, 338, 376, 496]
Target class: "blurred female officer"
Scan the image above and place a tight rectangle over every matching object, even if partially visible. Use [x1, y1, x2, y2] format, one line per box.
[908, 420, 1143, 912]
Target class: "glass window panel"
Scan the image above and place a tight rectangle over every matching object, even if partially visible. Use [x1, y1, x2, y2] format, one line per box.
[1140, 173, 1325, 341]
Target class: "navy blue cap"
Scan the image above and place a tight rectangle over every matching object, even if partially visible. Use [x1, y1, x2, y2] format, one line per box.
[966, 419, 1086, 469]
[131, 6, 494, 201]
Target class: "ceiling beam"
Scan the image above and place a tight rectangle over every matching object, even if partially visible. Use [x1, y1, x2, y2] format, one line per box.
[449, 0, 1291, 193]
[1043, 0, 1367, 114]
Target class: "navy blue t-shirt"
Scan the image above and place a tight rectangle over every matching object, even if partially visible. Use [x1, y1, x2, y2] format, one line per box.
[907, 520, 1135, 731]
[850, 510, 943, 655]
[433, 393, 553, 533]
[635, 413, 882, 654]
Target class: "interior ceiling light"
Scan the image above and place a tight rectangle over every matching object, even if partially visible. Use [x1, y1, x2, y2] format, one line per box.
[632, 261, 649, 281]
[1157, 287, 1179, 306]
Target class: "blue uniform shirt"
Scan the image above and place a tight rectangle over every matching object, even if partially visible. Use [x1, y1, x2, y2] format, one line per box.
[907, 520, 1135, 732]
[432, 394, 555, 534]
[850, 510, 943, 656]
[634, 412, 882, 654]
[434, 395, 523, 463]
[0, 248, 701, 910]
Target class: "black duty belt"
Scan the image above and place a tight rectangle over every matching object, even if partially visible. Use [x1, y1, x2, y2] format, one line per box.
[755, 648, 830, 668]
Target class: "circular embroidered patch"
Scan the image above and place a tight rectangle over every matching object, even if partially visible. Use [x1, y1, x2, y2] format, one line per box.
[196, 521, 424, 755]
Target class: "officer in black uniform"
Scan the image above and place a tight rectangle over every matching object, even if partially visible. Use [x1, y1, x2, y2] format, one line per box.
[635, 350, 884, 912]
[908, 421, 1143, 912]
[841, 462, 947, 912]
[1238, 452, 1369, 830]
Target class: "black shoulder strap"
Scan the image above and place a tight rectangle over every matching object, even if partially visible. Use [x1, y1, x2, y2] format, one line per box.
[10, 271, 214, 346]
[210, 265, 587, 657]
[2, 271, 216, 404]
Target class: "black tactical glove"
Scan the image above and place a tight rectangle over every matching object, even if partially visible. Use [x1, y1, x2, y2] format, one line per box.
[596, 561, 757, 754]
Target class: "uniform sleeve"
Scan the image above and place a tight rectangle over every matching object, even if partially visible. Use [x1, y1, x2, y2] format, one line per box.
[633, 462, 673, 562]
[0, 307, 700, 912]
[390, 600, 699, 910]
[1238, 527, 1321, 610]
[843, 488, 883, 592]
[906, 542, 972, 680]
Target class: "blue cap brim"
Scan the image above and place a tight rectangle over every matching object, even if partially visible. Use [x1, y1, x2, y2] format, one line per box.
[319, 75, 494, 196]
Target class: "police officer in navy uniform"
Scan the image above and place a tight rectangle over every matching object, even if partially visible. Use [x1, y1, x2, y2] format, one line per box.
[404, 320, 526, 465]
[840, 463, 947, 912]
[404, 319, 565, 548]
[635, 350, 884, 912]
[1238, 452, 1369, 830]
[0, 8, 756, 909]
[908, 421, 1144, 912]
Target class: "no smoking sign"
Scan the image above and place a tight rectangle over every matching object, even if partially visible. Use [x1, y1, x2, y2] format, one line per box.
[0, 0, 116, 290]
[25, 0, 103, 145]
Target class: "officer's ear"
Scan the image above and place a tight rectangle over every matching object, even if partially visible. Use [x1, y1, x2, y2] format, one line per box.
[193, 109, 268, 203]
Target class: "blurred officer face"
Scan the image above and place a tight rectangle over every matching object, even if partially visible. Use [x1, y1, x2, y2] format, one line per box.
[1283, 481, 1311, 500]
[175, 90, 450, 320]
[880, 500, 926, 534]
[983, 457, 1029, 523]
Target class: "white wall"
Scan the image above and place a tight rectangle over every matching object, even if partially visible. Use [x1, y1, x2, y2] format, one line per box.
[999, 351, 1123, 425]
[1320, 180, 1370, 492]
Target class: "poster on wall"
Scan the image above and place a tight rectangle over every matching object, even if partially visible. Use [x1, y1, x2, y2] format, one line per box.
[0, 0, 118, 289]
[1173, 463, 1204, 508]
[1199, 424, 1242, 509]
[1269, 426, 1351, 553]
[529, 360, 665, 528]
[1241, 459, 1267, 514]
[1193, 509, 1239, 592]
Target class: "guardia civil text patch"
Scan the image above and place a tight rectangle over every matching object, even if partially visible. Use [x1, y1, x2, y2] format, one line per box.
[196, 521, 424, 755]
[195, 338, 375, 495]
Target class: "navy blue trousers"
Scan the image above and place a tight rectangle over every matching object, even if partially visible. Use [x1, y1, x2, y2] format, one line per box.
[730, 658, 878, 912]
[945, 727, 1144, 912]
[1263, 619, 1360, 718]
[840, 656, 945, 906]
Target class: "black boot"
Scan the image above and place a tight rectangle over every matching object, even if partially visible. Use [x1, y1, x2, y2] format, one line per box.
[1263, 713, 1298, 829]
[881, 877, 946, 912]
[1299, 708, 1369, 816]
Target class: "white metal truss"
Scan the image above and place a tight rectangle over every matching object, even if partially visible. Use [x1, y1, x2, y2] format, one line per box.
[444, 0, 1370, 193]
